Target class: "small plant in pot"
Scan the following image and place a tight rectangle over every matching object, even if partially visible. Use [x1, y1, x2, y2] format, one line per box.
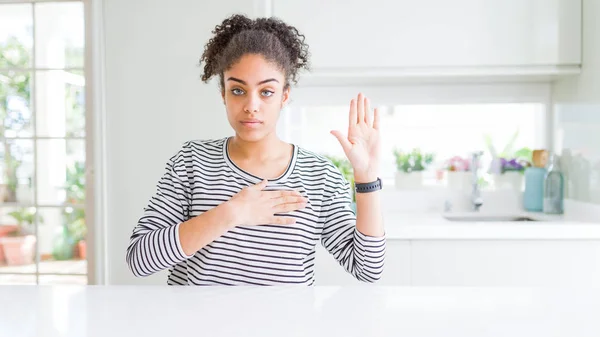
[393, 148, 434, 189]
[67, 213, 86, 259]
[0, 207, 42, 266]
[442, 156, 472, 190]
[493, 156, 532, 191]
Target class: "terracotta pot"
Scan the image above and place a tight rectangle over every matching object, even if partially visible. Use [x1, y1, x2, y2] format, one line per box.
[0, 225, 18, 264]
[78, 240, 87, 260]
[0, 235, 36, 266]
[0, 225, 18, 237]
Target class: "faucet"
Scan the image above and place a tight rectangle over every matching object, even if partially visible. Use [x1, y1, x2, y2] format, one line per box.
[470, 151, 484, 211]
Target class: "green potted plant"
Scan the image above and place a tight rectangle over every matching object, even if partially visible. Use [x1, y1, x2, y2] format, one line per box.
[393, 148, 435, 189]
[324, 155, 356, 212]
[0, 207, 41, 265]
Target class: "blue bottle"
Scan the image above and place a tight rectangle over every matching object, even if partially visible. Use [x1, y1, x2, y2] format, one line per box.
[543, 154, 564, 214]
[523, 167, 546, 212]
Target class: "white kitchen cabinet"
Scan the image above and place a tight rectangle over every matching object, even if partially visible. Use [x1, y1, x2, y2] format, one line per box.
[271, 0, 581, 77]
[411, 240, 600, 286]
[314, 240, 410, 285]
[317, 238, 600, 287]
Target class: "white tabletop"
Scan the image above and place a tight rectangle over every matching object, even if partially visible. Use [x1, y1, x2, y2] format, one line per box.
[2, 285, 600, 337]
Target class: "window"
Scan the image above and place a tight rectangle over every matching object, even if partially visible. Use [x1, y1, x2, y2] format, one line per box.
[0, 1, 87, 285]
[278, 85, 548, 189]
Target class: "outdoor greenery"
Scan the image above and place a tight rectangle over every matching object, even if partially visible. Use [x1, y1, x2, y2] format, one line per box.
[0, 37, 32, 202]
[1, 35, 86, 261]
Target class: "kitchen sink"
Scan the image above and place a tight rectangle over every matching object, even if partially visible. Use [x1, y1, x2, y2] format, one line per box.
[443, 214, 538, 222]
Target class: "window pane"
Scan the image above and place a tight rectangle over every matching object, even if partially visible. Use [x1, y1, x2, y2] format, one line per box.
[385, 103, 543, 185]
[39, 274, 87, 285]
[0, 71, 34, 138]
[0, 139, 35, 204]
[36, 70, 85, 137]
[37, 140, 85, 205]
[0, 4, 33, 69]
[280, 103, 545, 188]
[0, 274, 35, 285]
[38, 207, 86, 275]
[0, 206, 38, 269]
[35, 2, 84, 69]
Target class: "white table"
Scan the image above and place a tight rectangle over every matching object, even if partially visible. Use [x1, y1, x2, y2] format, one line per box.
[1, 285, 599, 337]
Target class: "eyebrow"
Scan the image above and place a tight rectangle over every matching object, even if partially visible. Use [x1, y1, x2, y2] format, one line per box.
[226, 77, 279, 85]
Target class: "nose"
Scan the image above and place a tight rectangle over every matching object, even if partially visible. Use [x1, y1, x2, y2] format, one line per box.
[243, 93, 260, 114]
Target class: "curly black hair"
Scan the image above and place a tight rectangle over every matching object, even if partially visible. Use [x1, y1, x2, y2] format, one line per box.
[200, 14, 310, 90]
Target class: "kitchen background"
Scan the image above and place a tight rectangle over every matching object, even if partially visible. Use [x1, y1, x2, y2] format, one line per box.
[0, 0, 598, 286]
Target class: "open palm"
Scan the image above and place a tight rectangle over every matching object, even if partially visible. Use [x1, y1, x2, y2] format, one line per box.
[331, 93, 381, 183]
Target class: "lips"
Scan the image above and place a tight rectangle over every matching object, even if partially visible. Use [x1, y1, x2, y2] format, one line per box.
[240, 120, 263, 129]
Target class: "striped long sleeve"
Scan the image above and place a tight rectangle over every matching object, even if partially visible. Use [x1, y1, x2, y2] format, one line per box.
[320, 170, 386, 283]
[125, 138, 386, 285]
[126, 149, 193, 277]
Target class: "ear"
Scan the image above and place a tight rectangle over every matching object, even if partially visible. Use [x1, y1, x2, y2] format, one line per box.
[281, 86, 291, 108]
[221, 89, 225, 104]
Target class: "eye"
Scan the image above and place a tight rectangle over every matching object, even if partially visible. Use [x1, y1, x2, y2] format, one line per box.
[231, 88, 245, 96]
[261, 90, 274, 97]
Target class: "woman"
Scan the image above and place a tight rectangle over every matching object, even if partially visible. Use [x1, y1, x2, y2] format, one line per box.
[126, 14, 385, 285]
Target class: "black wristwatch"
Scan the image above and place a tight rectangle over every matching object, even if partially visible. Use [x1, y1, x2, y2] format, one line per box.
[354, 177, 382, 193]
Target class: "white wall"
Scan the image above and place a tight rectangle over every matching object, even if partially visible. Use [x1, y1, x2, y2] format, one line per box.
[552, 0, 600, 211]
[102, 0, 255, 284]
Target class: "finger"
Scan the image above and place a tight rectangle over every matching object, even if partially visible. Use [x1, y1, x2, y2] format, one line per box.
[251, 179, 269, 190]
[271, 195, 307, 206]
[265, 190, 303, 199]
[356, 93, 365, 124]
[331, 130, 352, 153]
[365, 97, 372, 126]
[349, 98, 357, 126]
[273, 201, 307, 214]
[269, 216, 296, 225]
[373, 107, 380, 130]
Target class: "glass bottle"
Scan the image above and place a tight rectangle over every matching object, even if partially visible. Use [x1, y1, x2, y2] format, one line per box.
[543, 153, 564, 214]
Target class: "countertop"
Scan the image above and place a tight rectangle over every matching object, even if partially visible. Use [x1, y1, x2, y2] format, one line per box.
[383, 212, 600, 240]
[2, 285, 599, 337]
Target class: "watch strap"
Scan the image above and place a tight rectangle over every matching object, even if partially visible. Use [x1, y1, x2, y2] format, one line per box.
[354, 178, 382, 193]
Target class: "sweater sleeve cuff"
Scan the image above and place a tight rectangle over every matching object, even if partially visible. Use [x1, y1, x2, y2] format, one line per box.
[173, 222, 195, 259]
[354, 227, 386, 246]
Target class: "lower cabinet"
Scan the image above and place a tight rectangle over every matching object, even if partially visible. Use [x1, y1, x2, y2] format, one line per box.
[314, 240, 600, 287]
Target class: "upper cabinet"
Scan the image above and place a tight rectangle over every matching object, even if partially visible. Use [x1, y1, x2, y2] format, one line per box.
[270, 0, 581, 82]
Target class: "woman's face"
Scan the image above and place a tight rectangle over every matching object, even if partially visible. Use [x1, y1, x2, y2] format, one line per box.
[222, 53, 290, 143]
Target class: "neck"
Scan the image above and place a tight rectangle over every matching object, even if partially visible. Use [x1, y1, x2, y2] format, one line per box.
[229, 133, 288, 161]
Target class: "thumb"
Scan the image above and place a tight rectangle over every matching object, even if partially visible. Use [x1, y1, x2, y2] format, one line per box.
[251, 179, 269, 190]
[331, 130, 352, 153]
